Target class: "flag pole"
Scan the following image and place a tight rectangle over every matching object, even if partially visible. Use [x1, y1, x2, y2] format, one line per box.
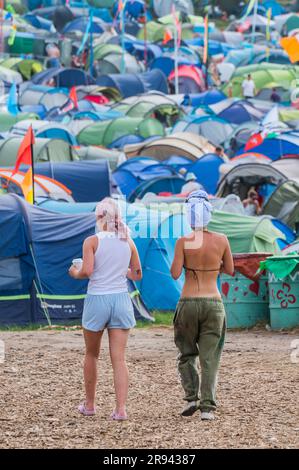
[174, 14, 179, 95]
[143, 2, 148, 70]
[31, 127, 35, 205]
[251, 0, 258, 44]
[121, 0, 127, 74]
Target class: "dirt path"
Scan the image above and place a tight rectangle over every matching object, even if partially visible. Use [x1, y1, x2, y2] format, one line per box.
[0, 327, 298, 449]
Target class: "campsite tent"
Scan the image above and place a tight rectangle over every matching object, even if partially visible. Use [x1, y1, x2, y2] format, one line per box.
[223, 64, 299, 98]
[173, 116, 233, 146]
[31, 67, 96, 87]
[124, 132, 216, 161]
[0, 112, 39, 133]
[237, 132, 299, 160]
[111, 92, 182, 125]
[77, 117, 165, 148]
[96, 69, 168, 98]
[91, 44, 143, 75]
[262, 180, 299, 229]
[9, 120, 77, 145]
[0, 170, 74, 202]
[33, 160, 111, 203]
[0, 137, 78, 167]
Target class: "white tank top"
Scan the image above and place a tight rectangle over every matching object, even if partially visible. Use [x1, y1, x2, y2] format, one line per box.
[87, 232, 131, 295]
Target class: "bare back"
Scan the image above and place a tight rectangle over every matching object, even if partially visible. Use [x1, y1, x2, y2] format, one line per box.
[171, 230, 234, 299]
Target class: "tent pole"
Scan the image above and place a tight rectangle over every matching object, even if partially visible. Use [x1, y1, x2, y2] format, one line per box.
[121, 0, 128, 74]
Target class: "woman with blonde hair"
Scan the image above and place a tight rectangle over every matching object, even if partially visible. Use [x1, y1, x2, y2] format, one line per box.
[69, 198, 142, 420]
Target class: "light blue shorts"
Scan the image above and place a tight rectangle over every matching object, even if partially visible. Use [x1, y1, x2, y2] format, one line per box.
[82, 292, 136, 332]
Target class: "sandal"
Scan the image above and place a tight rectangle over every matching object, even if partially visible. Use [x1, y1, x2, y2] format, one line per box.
[78, 402, 96, 416]
[110, 410, 128, 421]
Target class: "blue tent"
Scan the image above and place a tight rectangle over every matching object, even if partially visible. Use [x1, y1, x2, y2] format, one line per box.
[173, 116, 234, 146]
[24, 13, 54, 31]
[188, 154, 224, 195]
[113, 157, 177, 197]
[217, 101, 263, 124]
[128, 176, 185, 202]
[150, 53, 200, 77]
[237, 133, 299, 160]
[32, 67, 96, 87]
[62, 16, 106, 34]
[96, 69, 168, 98]
[183, 90, 226, 107]
[33, 160, 111, 203]
[0, 194, 94, 326]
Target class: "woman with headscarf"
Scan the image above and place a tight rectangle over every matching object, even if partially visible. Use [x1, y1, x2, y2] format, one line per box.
[171, 190, 234, 421]
[69, 198, 142, 421]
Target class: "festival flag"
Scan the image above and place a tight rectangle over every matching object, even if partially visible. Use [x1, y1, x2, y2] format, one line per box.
[7, 81, 18, 115]
[241, 0, 257, 20]
[69, 86, 78, 109]
[237, 19, 251, 33]
[203, 14, 209, 65]
[12, 126, 35, 175]
[163, 29, 173, 45]
[21, 167, 34, 204]
[280, 36, 299, 63]
[244, 132, 264, 151]
[171, 6, 181, 47]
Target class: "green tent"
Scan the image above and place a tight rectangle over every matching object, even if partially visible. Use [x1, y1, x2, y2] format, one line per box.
[89, 44, 143, 74]
[77, 117, 165, 147]
[141, 202, 284, 254]
[208, 211, 284, 254]
[112, 96, 183, 126]
[137, 21, 194, 42]
[0, 58, 43, 80]
[285, 14, 299, 33]
[0, 138, 78, 167]
[0, 113, 39, 133]
[262, 180, 299, 230]
[86, 0, 114, 7]
[223, 63, 299, 97]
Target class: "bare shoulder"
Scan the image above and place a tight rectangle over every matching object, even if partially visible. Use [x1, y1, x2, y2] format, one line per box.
[208, 231, 229, 244]
[127, 237, 137, 251]
[84, 235, 98, 248]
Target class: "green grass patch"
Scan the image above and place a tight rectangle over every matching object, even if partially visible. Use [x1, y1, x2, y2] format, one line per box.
[136, 311, 174, 328]
[0, 312, 174, 331]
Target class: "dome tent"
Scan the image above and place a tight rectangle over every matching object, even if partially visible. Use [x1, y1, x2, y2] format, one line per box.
[0, 137, 78, 167]
[77, 117, 165, 148]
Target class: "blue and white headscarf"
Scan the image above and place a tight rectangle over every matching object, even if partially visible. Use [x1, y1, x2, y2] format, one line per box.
[185, 190, 213, 229]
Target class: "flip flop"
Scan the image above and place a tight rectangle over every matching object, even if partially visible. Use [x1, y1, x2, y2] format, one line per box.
[110, 410, 128, 421]
[78, 402, 96, 416]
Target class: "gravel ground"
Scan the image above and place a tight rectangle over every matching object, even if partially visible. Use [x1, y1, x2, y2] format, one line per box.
[0, 327, 298, 449]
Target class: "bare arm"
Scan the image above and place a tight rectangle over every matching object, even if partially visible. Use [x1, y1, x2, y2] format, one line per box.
[127, 239, 142, 281]
[171, 238, 184, 280]
[69, 236, 97, 280]
[221, 236, 234, 276]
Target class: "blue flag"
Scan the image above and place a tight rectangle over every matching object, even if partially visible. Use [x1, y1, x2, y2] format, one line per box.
[7, 82, 18, 115]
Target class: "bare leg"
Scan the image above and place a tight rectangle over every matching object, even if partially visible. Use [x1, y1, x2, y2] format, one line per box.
[108, 329, 130, 416]
[83, 328, 103, 410]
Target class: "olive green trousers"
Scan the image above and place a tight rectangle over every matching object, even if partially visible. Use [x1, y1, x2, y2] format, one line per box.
[174, 297, 226, 412]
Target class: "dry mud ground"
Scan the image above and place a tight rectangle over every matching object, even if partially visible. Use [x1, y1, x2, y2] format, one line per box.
[0, 327, 298, 449]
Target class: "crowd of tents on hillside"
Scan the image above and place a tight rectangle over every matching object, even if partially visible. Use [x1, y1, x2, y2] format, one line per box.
[0, 0, 299, 326]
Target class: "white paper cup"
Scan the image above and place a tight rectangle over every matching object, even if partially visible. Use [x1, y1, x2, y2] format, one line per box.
[72, 258, 83, 270]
